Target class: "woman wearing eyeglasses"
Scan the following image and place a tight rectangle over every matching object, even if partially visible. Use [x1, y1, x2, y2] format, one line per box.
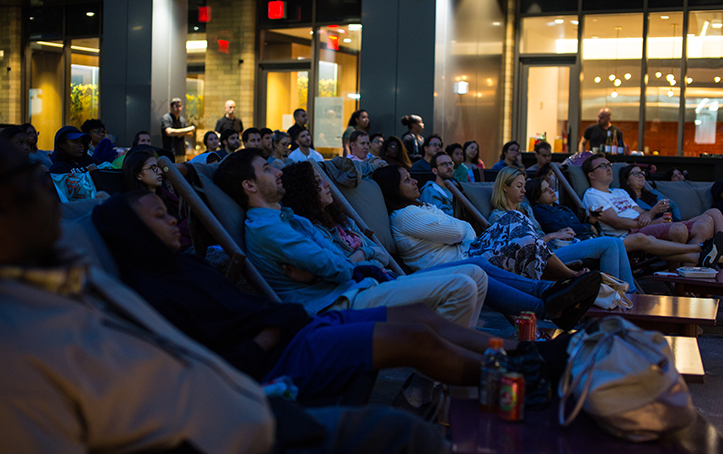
[123, 149, 191, 250]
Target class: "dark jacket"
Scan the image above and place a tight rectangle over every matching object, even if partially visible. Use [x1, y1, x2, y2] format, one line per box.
[49, 126, 100, 174]
[532, 203, 597, 241]
[92, 193, 312, 380]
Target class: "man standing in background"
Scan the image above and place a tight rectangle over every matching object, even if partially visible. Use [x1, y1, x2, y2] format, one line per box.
[215, 100, 244, 134]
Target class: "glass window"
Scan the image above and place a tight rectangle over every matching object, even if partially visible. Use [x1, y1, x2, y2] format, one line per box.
[261, 28, 313, 60]
[684, 10, 723, 156]
[69, 38, 101, 129]
[520, 0, 577, 15]
[582, 0, 643, 11]
[645, 13, 684, 156]
[315, 24, 361, 156]
[520, 16, 578, 54]
[26, 7, 63, 40]
[65, 3, 102, 38]
[580, 13, 643, 151]
[265, 70, 309, 132]
[316, 0, 361, 23]
[258, 0, 312, 27]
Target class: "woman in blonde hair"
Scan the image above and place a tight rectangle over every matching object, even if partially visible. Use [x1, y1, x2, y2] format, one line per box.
[472, 167, 635, 288]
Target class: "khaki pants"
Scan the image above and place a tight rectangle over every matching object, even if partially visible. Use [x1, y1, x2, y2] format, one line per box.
[326, 264, 487, 328]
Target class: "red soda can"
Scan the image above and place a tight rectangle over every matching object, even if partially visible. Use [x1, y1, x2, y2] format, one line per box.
[515, 313, 536, 341]
[498, 373, 525, 422]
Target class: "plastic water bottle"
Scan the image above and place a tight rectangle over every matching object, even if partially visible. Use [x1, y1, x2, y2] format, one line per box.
[479, 337, 508, 413]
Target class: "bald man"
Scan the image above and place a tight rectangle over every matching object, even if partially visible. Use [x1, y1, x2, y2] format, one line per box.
[215, 99, 244, 134]
[579, 107, 624, 151]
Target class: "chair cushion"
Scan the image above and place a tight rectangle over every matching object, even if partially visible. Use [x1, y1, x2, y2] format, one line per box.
[459, 182, 496, 219]
[197, 173, 246, 251]
[337, 179, 397, 255]
[58, 213, 120, 277]
[655, 181, 713, 220]
[567, 162, 629, 200]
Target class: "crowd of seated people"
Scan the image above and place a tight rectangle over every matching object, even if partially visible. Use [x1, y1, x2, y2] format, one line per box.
[8, 108, 723, 450]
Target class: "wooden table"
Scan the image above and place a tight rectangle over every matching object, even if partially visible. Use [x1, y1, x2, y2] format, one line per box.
[449, 395, 722, 454]
[585, 294, 719, 337]
[664, 335, 705, 384]
[652, 270, 723, 297]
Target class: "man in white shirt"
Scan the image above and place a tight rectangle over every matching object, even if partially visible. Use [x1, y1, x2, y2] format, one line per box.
[582, 154, 723, 266]
[288, 128, 324, 163]
[419, 152, 454, 215]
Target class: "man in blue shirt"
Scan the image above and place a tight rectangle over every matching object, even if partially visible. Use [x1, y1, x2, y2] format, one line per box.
[419, 152, 454, 215]
[410, 134, 442, 174]
[214, 149, 488, 330]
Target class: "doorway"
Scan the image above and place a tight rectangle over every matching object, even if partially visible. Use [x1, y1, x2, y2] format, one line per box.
[259, 63, 311, 134]
[517, 59, 578, 153]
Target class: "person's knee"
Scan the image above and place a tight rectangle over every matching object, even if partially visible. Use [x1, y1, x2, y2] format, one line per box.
[691, 219, 713, 239]
[628, 233, 652, 250]
[668, 224, 688, 243]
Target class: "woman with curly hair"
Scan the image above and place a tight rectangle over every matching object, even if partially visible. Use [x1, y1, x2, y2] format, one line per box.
[280, 161, 391, 269]
[379, 136, 412, 169]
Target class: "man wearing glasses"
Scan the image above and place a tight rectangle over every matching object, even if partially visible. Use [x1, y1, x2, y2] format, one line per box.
[581, 154, 723, 266]
[410, 134, 443, 173]
[419, 152, 455, 215]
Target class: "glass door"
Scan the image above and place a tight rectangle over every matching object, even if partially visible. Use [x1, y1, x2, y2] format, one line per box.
[259, 63, 311, 133]
[518, 60, 576, 153]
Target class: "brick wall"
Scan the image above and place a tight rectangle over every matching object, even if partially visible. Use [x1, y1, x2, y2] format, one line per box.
[0, 7, 22, 125]
[203, 0, 256, 133]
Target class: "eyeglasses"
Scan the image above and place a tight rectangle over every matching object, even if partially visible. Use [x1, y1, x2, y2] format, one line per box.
[436, 162, 454, 168]
[91, 129, 107, 135]
[142, 164, 161, 173]
[630, 171, 645, 177]
[592, 162, 613, 171]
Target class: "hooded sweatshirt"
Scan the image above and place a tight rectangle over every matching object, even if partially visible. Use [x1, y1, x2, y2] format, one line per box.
[92, 193, 312, 380]
[49, 126, 101, 174]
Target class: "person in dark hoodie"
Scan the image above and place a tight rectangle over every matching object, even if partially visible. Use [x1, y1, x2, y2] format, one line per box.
[49, 126, 100, 174]
[92, 190, 568, 401]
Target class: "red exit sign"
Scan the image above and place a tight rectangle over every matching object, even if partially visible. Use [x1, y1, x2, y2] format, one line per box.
[268, 1, 286, 19]
[199, 6, 211, 22]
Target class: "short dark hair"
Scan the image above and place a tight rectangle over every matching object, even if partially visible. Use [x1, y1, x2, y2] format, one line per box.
[501, 141, 520, 160]
[423, 134, 442, 150]
[293, 108, 306, 118]
[214, 148, 265, 210]
[260, 127, 273, 137]
[292, 127, 308, 141]
[430, 151, 449, 168]
[170, 97, 182, 107]
[81, 119, 105, 134]
[349, 130, 368, 145]
[581, 153, 607, 184]
[535, 162, 553, 179]
[242, 127, 260, 143]
[0, 126, 26, 141]
[132, 130, 151, 147]
[534, 141, 551, 154]
[220, 129, 238, 147]
[445, 143, 462, 156]
[369, 132, 383, 143]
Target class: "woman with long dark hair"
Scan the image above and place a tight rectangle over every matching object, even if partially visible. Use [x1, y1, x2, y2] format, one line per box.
[491, 141, 523, 171]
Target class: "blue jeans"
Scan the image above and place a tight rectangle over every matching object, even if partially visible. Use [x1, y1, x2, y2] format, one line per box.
[425, 257, 553, 317]
[553, 237, 636, 293]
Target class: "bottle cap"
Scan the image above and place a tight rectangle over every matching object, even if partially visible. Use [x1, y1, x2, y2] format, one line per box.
[489, 338, 504, 349]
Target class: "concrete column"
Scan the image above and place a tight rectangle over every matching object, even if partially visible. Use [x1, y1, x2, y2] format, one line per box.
[101, 0, 187, 147]
[360, 0, 435, 138]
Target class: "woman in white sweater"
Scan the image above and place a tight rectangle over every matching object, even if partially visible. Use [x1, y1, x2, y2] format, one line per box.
[372, 165, 601, 331]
